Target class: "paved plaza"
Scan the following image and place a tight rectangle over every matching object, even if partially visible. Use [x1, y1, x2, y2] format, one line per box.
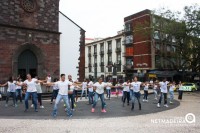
[0, 92, 199, 133]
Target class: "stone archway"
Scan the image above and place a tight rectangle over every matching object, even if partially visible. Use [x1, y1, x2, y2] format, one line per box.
[12, 43, 46, 79]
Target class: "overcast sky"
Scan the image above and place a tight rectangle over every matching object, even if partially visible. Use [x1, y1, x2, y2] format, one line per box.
[59, 0, 199, 38]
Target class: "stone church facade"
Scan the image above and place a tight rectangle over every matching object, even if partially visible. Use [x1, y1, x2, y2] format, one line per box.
[0, 0, 60, 80]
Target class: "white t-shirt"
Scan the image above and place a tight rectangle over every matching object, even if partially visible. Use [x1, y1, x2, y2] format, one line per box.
[16, 81, 22, 90]
[47, 76, 51, 83]
[88, 81, 94, 92]
[153, 84, 158, 90]
[159, 81, 169, 93]
[56, 80, 72, 95]
[170, 85, 175, 91]
[106, 82, 112, 90]
[123, 82, 130, 92]
[35, 83, 42, 93]
[7, 81, 16, 92]
[144, 84, 149, 91]
[82, 82, 87, 90]
[131, 81, 142, 92]
[94, 82, 106, 94]
[53, 84, 59, 90]
[24, 79, 37, 92]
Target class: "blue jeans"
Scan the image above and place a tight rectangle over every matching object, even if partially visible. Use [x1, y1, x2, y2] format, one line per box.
[81, 89, 87, 99]
[6, 92, 16, 105]
[131, 91, 141, 104]
[16, 89, 22, 103]
[52, 94, 72, 117]
[92, 93, 106, 110]
[25, 92, 37, 110]
[51, 89, 59, 102]
[88, 91, 94, 104]
[169, 91, 174, 102]
[106, 89, 111, 99]
[68, 94, 74, 109]
[158, 93, 167, 104]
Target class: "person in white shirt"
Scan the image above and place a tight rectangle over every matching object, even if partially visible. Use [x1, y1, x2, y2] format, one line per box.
[91, 77, 107, 113]
[0, 76, 17, 107]
[106, 80, 112, 100]
[46, 74, 52, 92]
[169, 81, 176, 104]
[122, 80, 131, 107]
[153, 80, 159, 100]
[50, 74, 73, 117]
[68, 75, 75, 111]
[178, 81, 183, 100]
[18, 74, 42, 112]
[16, 78, 23, 103]
[115, 81, 122, 98]
[130, 77, 143, 111]
[157, 78, 169, 108]
[87, 78, 94, 105]
[30, 76, 44, 109]
[143, 82, 149, 102]
[50, 78, 59, 104]
[80, 79, 88, 100]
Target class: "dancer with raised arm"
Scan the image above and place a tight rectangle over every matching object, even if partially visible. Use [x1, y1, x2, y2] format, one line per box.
[157, 78, 169, 108]
[0, 76, 17, 107]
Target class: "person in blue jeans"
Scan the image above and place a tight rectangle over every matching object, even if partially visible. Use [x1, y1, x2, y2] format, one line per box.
[169, 81, 176, 104]
[106, 80, 112, 100]
[16, 74, 43, 112]
[91, 78, 107, 113]
[16, 78, 23, 103]
[0, 76, 17, 107]
[87, 79, 94, 105]
[50, 78, 59, 104]
[47, 74, 72, 117]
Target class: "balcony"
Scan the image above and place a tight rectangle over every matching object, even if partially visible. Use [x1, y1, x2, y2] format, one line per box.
[88, 53, 92, 57]
[115, 48, 121, 53]
[88, 63, 92, 67]
[107, 49, 112, 54]
[93, 63, 97, 67]
[123, 52, 134, 57]
[99, 51, 104, 55]
[99, 62, 104, 66]
[123, 64, 134, 70]
[123, 39, 133, 45]
[93, 52, 97, 56]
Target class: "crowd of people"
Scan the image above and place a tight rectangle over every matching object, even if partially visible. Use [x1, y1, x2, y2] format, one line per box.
[0, 74, 184, 118]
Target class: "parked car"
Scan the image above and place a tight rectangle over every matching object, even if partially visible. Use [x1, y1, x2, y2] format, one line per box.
[178, 83, 198, 92]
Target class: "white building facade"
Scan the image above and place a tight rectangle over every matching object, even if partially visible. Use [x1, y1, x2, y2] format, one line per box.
[85, 34, 125, 82]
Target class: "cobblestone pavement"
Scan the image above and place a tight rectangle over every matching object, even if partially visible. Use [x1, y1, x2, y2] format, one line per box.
[0, 92, 199, 133]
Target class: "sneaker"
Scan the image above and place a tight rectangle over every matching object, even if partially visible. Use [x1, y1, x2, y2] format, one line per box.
[5, 104, 8, 107]
[143, 99, 145, 102]
[155, 98, 157, 100]
[14, 104, 18, 107]
[71, 109, 75, 111]
[52, 113, 57, 118]
[63, 104, 66, 107]
[101, 109, 106, 113]
[146, 100, 148, 102]
[170, 101, 173, 104]
[40, 105, 44, 109]
[74, 104, 77, 107]
[35, 109, 38, 112]
[50, 102, 53, 104]
[69, 114, 73, 118]
[164, 104, 169, 108]
[24, 109, 28, 112]
[157, 103, 160, 108]
[91, 108, 95, 113]
[31, 104, 34, 108]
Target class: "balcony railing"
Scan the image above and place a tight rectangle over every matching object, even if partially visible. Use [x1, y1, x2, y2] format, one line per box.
[107, 49, 112, 54]
[123, 52, 134, 57]
[93, 63, 97, 67]
[88, 63, 92, 67]
[99, 51, 104, 55]
[99, 62, 104, 66]
[115, 48, 121, 53]
[123, 64, 134, 70]
[93, 52, 97, 56]
[88, 53, 92, 57]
